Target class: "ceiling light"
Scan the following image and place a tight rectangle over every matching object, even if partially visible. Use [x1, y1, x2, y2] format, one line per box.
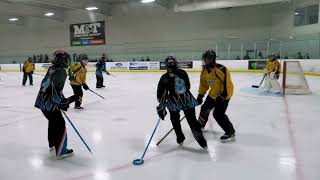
[226, 37, 239, 39]
[294, 12, 299, 15]
[44, 12, 54, 17]
[289, 36, 293, 39]
[86, 7, 98, 11]
[9, 18, 18, 21]
[141, 0, 155, 3]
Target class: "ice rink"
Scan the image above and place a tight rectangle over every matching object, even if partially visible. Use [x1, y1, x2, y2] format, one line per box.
[0, 71, 319, 180]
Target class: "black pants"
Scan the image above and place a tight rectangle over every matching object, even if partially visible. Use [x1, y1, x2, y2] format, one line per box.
[71, 85, 83, 107]
[170, 108, 207, 147]
[199, 96, 235, 135]
[22, 73, 33, 85]
[42, 110, 68, 155]
[96, 75, 104, 88]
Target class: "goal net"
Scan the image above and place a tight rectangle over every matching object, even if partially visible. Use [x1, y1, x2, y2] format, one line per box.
[282, 61, 312, 95]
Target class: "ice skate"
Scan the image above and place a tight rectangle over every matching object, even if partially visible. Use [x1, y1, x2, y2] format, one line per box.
[270, 88, 281, 94]
[56, 149, 74, 160]
[263, 87, 270, 92]
[74, 106, 84, 110]
[220, 133, 236, 143]
[49, 147, 55, 152]
[177, 135, 185, 146]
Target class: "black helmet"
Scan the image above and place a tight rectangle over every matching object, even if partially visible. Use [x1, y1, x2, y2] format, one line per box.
[268, 55, 276, 61]
[202, 50, 216, 62]
[202, 50, 216, 68]
[52, 50, 70, 68]
[165, 56, 178, 72]
[165, 56, 177, 64]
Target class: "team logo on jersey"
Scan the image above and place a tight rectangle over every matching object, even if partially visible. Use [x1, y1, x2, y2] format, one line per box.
[206, 78, 215, 85]
[175, 77, 186, 94]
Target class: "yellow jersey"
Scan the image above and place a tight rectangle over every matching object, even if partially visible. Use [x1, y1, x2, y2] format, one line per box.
[198, 64, 234, 100]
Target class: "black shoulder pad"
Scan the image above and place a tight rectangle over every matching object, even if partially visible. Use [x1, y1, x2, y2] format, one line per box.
[216, 63, 226, 73]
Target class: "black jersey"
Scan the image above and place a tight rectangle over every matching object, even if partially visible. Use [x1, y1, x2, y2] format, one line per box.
[35, 65, 67, 111]
[157, 69, 197, 111]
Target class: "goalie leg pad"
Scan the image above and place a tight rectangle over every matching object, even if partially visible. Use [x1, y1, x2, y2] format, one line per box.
[270, 78, 281, 94]
[263, 76, 272, 92]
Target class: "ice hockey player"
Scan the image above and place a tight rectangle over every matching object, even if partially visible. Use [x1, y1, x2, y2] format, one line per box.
[157, 56, 207, 149]
[68, 58, 89, 109]
[34, 50, 76, 159]
[22, 57, 34, 86]
[263, 56, 281, 93]
[95, 55, 110, 88]
[197, 50, 236, 143]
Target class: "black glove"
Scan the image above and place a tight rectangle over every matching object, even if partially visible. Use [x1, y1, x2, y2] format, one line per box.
[83, 84, 89, 90]
[60, 98, 70, 111]
[197, 94, 204, 105]
[216, 95, 226, 103]
[157, 106, 167, 120]
[68, 73, 75, 81]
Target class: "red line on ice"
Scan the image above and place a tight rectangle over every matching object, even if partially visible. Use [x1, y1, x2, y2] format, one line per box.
[284, 96, 304, 180]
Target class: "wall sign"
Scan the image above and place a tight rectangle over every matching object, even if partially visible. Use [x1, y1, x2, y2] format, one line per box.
[70, 21, 105, 46]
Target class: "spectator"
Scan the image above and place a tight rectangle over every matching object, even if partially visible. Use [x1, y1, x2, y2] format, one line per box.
[258, 51, 263, 59]
[297, 52, 303, 59]
[146, 56, 150, 61]
[73, 53, 77, 62]
[243, 54, 250, 60]
[235, 56, 241, 60]
[39, 54, 43, 63]
[306, 53, 310, 59]
[44, 54, 49, 63]
[33, 55, 36, 62]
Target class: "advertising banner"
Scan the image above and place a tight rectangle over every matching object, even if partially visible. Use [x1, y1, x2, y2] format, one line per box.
[248, 60, 267, 70]
[160, 61, 193, 70]
[41, 63, 52, 70]
[108, 62, 129, 70]
[148, 62, 160, 70]
[179, 61, 193, 69]
[70, 21, 105, 46]
[129, 62, 149, 70]
[160, 62, 166, 70]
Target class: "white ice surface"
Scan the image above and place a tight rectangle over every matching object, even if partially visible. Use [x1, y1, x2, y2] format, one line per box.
[0, 72, 319, 180]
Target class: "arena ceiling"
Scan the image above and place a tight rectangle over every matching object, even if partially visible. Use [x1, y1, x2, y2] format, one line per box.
[0, 0, 303, 23]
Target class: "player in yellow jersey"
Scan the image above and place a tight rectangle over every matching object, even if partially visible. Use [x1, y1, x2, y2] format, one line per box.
[197, 50, 236, 143]
[68, 58, 89, 109]
[22, 57, 34, 86]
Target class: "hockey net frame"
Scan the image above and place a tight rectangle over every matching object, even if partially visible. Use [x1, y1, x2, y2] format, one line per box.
[282, 60, 312, 95]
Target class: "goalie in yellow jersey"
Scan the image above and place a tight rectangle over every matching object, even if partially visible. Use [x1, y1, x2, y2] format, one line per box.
[263, 56, 281, 94]
[197, 50, 236, 143]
